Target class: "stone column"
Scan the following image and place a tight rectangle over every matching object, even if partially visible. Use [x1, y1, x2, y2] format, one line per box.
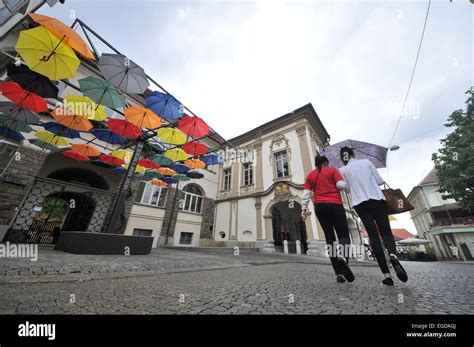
[262, 214, 276, 253]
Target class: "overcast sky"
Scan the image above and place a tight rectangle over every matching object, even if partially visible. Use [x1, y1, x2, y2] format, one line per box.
[39, 0, 472, 233]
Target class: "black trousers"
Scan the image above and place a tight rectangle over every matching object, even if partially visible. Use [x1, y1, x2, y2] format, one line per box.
[314, 203, 351, 275]
[354, 199, 397, 274]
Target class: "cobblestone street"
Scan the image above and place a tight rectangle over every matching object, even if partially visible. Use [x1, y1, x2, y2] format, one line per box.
[0, 247, 473, 314]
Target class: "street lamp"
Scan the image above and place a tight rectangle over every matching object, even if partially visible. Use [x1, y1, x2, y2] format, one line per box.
[390, 145, 400, 151]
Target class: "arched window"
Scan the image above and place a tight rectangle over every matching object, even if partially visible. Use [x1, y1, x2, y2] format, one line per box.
[180, 184, 203, 214]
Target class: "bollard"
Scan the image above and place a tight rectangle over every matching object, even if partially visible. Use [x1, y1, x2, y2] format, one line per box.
[296, 240, 302, 254]
[283, 240, 289, 254]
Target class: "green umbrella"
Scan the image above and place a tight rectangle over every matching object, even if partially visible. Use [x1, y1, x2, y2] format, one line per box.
[0, 117, 33, 132]
[29, 139, 60, 152]
[174, 174, 191, 181]
[150, 154, 174, 166]
[143, 171, 165, 180]
[78, 76, 126, 109]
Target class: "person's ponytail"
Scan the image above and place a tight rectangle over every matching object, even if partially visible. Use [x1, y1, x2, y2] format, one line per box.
[314, 155, 329, 171]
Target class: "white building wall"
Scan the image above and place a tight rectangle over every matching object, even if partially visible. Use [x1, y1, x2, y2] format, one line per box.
[237, 199, 257, 241]
[173, 212, 202, 247]
[124, 205, 165, 248]
[214, 201, 231, 240]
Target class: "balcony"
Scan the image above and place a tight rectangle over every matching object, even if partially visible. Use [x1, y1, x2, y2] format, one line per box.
[430, 216, 474, 229]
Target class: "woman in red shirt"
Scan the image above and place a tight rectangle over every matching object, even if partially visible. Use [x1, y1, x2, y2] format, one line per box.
[302, 155, 354, 283]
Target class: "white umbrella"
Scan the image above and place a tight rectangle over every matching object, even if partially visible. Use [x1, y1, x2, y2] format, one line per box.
[397, 237, 432, 245]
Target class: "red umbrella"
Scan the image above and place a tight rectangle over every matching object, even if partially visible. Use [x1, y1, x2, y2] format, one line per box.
[182, 141, 208, 156]
[138, 159, 160, 169]
[0, 82, 48, 112]
[106, 118, 142, 138]
[178, 114, 209, 137]
[62, 150, 90, 161]
[100, 154, 125, 166]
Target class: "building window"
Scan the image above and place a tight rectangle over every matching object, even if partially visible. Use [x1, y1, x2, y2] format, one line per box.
[180, 184, 203, 214]
[0, 141, 19, 176]
[132, 228, 153, 237]
[140, 182, 168, 207]
[275, 151, 289, 178]
[179, 232, 193, 245]
[223, 168, 231, 190]
[243, 162, 253, 186]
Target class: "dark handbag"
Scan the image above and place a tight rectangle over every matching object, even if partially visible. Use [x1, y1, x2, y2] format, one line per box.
[382, 183, 414, 215]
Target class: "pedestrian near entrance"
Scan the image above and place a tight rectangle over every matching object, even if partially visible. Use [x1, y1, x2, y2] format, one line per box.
[302, 155, 354, 283]
[338, 147, 408, 286]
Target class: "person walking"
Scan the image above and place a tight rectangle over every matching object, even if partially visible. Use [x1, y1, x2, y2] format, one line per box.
[301, 155, 354, 283]
[338, 147, 408, 285]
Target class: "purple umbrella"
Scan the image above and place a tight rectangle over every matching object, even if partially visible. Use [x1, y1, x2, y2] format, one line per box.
[321, 139, 388, 169]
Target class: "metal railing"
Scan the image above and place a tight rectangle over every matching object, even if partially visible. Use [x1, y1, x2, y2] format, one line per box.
[430, 216, 474, 229]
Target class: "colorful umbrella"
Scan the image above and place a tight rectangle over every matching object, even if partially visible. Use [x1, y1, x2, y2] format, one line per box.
[163, 177, 178, 184]
[157, 167, 177, 176]
[164, 148, 188, 162]
[171, 163, 190, 173]
[144, 171, 165, 180]
[111, 149, 133, 162]
[135, 165, 146, 174]
[29, 138, 59, 152]
[28, 13, 96, 60]
[173, 174, 191, 182]
[15, 26, 80, 80]
[113, 166, 127, 175]
[151, 178, 167, 187]
[0, 126, 24, 141]
[182, 141, 208, 156]
[50, 108, 93, 131]
[0, 115, 33, 132]
[145, 91, 183, 120]
[98, 53, 149, 94]
[186, 171, 204, 179]
[0, 103, 40, 125]
[321, 139, 388, 169]
[157, 127, 186, 145]
[7, 64, 59, 99]
[138, 159, 160, 169]
[184, 158, 206, 169]
[79, 76, 126, 109]
[106, 118, 141, 139]
[124, 105, 161, 129]
[178, 115, 209, 137]
[71, 143, 102, 157]
[63, 95, 107, 121]
[91, 128, 126, 145]
[35, 130, 70, 146]
[43, 122, 80, 139]
[150, 154, 173, 166]
[62, 150, 90, 162]
[100, 154, 125, 167]
[201, 154, 223, 166]
[0, 82, 48, 112]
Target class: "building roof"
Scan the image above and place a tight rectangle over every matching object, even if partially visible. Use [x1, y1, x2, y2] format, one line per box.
[360, 228, 415, 241]
[417, 167, 439, 186]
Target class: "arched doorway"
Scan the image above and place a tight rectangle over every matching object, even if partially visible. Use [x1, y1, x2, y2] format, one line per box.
[271, 201, 308, 253]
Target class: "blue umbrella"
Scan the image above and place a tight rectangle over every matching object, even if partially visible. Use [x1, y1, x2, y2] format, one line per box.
[171, 163, 190, 173]
[202, 154, 222, 165]
[113, 166, 127, 175]
[0, 126, 24, 141]
[186, 170, 204, 179]
[91, 129, 126, 145]
[145, 91, 183, 120]
[163, 177, 178, 184]
[43, 122, 80, 139]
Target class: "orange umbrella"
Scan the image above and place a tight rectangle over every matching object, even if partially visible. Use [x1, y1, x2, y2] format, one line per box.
[50, 108, 93, 131]
[184, 158, 206, 169]
[124, 105, 162, 129]
[157, 167, 177, 176]
[28, 13, 96, 60]
[151, 178, 167, 187]
[62, 150, 89, 162]
[71, 143, 102, 157]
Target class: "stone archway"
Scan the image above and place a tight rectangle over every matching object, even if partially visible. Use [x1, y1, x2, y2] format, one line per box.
[270, 200, 308, 254]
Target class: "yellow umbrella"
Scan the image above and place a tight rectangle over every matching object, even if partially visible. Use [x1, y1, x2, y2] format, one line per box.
[164, 148, 189, 161]
[35, 130, 70, 146]
[28, 13, 96, 60]
[124, 106, 162, 129]
[184, 158, 206, 169]
[135, 165, 146, 174]
[389, 215, 397, 221]
[111, 149, 133, 162]
[15, 26, 80, 80]
[157, 167, 177, 176]
[157, 128, 186, 145]
[63, 95, 107, 121]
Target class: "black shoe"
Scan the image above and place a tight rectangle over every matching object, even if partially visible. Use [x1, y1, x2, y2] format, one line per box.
[337, 257, 355, 282]
[390, 254, 408, 282]
[336, 275, 346, 283]
[382, 277, 394, 286]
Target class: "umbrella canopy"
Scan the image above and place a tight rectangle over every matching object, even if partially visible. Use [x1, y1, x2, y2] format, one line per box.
[145, 91, 183, 120]
[106, 118, 142, 139]
[163, 177, 178, 184]
[71, 143, 102, 157]
[171, 163, 190, 173]
[134, 165, 146, 174]
[182, 141, 208, 156]
[98, 53, 149, 94]
[201, 154, 223, 166]
[157, 167, 177, 176]
[138, 159, 160, 169]
[0, 115, 33, 132]
[173, 174, 191, 182]
[178, 115, 209, 137]
[0, 126, 24, 141]
[397, 237, 432, 245]
[149, 154, 173, 166]
[164, 148, 188, 162]
[111, 149, 133, 162]
[15, 26, 80, 80]
[62, 149, 90, 162]
[29, 138, 59, 152]
[35, 130, 70, 146]
[124, 105, 161, 129]
[100, 154, 125, 167]
[28, 13, 96, 60]
[50, 108, 93, 131]
[321, 139, 388, 169]
[184, 158, 206, 169]
[63, 95, 107, 121]
[144, 171, 165, 180]
[91, 128, 126, 145]
[113, 166, 127, 175]
[186, 170, 204, 179]
[0, 82, 48, 112]
[0, 103, 41, 125]
[157, 127, 186, 145]
[79, 76, 126, 109]
[151, 178, 167, 187]
[43, 122, 80, 139]
[7, 64, 59, 98]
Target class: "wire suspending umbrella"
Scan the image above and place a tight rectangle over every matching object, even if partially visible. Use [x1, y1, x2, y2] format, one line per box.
[171, 163, 190, 173]
[184, 158, 206, 169]
[0, 102, 41, 125]
[100, 154, 125, 167]
[106, 118, 142, 139]
[91, 129, 126, 145]
[43, 122, 80, 139]
[164, 148, 188, 162]
[35, 130, 70, 146]
[321, 139, 388, 169]
[150, 154, 173, 166]
[63, 95, 107, 121]
[186, 171, 204, 179]
[50, 108, 93, 131]
[182, 141, 208, 156]
[124, 105, 161, 129]
[0, 115, 33, 132]
[201, 154, 223, 166]
[0, 82, 48, 112]
[0, 126, 24, 141]
[178, 114, 209, 137]
[29, 138, 59, 152]
[79, 76, 126, 109]
[157, 127, 186, 145]
[145, 91, 183, 120]
[7, 64, 59, 99]
[71, 143, 102, 157]
[62, 149, 90, 162]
